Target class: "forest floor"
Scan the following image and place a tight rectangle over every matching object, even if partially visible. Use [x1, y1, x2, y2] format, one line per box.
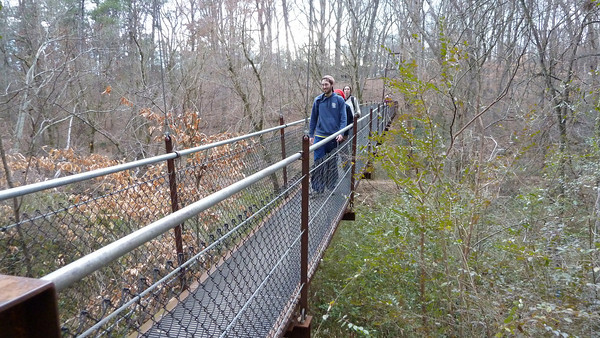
[354, 171, 397, 208]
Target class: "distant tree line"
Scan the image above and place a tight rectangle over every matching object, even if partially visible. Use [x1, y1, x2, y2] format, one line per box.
[0, 0, 394, 161]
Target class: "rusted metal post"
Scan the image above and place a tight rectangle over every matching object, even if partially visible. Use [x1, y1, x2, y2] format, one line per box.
[280, 114, 288, 187]
[389, 101, 393, 126]
[287, 135, 313, 337]
[300, 135, 310, 317]
[369, 107, 374, 152]
[384, 102, 390, 131]
[343, 113, 359, 221]
[377, 104, 382, 145]
[286, 317, 312, 338]
[165, 135, 185, 281]
[363, 108, 374, 180]
[370, 106, 374, 136]
[350, 113, 358, 205]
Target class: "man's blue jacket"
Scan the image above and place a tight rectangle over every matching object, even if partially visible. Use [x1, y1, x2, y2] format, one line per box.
[309, 93, 347, 139]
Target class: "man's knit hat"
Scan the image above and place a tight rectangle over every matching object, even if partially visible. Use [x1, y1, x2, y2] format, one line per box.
[334, 89, 345, 100]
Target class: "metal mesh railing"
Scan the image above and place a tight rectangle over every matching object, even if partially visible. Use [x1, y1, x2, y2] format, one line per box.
[54, 156, 304, 337]
[140, 165, 304, 337]
[0, 120, 305, 277]
[0, 102, 397, 337]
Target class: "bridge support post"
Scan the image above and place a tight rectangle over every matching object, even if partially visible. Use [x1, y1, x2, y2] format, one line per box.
[0, 274, 60, 338]
[285, 315, 313, 338]
[376, 103, 383, 146]
[300, 135, 310, 317]
[343, 113, 359, 221]
[285, 135, 313, 338]
[362, 107, 375, 180]
[165, 135, 186, 287]
[383, 101, 394, 132]
[279, 114, 288, 187]
[384, 101, 396, 131]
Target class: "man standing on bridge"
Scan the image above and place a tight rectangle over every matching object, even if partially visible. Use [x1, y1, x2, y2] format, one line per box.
[309, 75, 347, 194]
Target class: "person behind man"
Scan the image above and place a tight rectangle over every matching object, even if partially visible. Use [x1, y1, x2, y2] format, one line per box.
[309, 75, 347, 194]
[343, 85, 361, 117]
[334, 89, 353, 139]
[334, 88, 354, 170]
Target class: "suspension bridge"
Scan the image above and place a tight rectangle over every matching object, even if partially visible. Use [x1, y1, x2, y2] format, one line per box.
[0, 102, 396, 337]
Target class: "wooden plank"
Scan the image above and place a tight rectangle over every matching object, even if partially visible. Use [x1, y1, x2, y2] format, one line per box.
[0, 275, 60, 338]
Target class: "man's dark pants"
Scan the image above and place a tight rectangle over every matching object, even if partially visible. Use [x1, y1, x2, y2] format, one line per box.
[311, 136, 339, 193]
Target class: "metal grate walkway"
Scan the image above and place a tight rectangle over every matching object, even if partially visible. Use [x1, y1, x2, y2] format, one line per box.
[144, 169, 353, 337]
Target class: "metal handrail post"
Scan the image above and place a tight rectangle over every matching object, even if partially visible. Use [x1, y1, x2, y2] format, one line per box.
[387, 102, 391, 129]
[377, 104, 383, 146]
[343, 113, 359, 221]
[378, 103, 382, 137]
[350, 114, 358, 207]
[382, 103, 385, 127]
[362, 107, 375, 180]
[280, 115, 288, 187]
[385, 102, 392, 127]
[369, 107, 374, 155]
[300, 135, 310, 319]
[165, 136, 185, 278]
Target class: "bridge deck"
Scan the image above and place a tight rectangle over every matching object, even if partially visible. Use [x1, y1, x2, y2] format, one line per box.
[143, 171, 352, 337]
